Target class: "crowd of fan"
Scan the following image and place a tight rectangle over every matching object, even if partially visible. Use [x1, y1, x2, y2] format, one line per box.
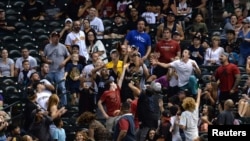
[1, 0, 250, 141]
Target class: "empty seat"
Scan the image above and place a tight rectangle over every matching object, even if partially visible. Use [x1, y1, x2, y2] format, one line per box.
[14, 21, 28, 28]
[31, 21, 46, 27]
[19, 34, 35, 42]
[32, 28, 49, 34]
[9, 49, 21, 56]
[3, 43, 20, 50]
[23, 42, 39, 50]
[1, 35, 18, 43]
[12, 1, 25, 8]
[17, 28, 32, 35]
[37, 34, 49, 42]
[48, 21, 63, 27]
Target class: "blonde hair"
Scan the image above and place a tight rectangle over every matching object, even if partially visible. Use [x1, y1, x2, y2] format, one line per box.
[182, 97, 196, 112]
[47, 94, 60, 111]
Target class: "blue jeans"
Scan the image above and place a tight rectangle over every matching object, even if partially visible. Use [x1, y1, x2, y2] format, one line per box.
[47, 71, 67, 106]
[180, 75, 198, 95]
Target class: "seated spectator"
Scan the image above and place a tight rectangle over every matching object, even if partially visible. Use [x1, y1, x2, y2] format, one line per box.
[85, 31, 108, 63]
[220, 15, 239, 41]
[145, 128, 158, 141]
[15, 47, 38, 77]
[222, 29, 240, 54]
[29, 71, 55, 92]
[22, 0, 45, 20]
[198, 105, 214, 133]
[0, 48, 14, 77]
[203, 35, 224, 66]
[18, 60, 36, 89]
[37, 63, 50, 80]
[76, 111, 111, 141]
[217, 99, 235, 125]
[51, 117, 66, 141]
[200, 82, 218, 107]
[0, 9, 16, 34]
[103, 14, 127, 39]
[6, 124, 22, 141]
[238, 76, 250, 117]
[75, 130, 90, 141]
[0, 112, 9, 140]
[222, 0, 247, 20]
[190, 0, 208, 20]
[224, 43, 239, 65]
[187, 34, 205, 66]
[177, 0, 192, 22]
[43, 0, 66, 20]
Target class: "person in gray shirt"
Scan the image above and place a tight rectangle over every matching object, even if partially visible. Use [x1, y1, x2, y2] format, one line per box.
[42, 31, 71, 106]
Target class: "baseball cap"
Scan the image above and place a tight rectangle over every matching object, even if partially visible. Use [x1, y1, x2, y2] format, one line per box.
[110, 49, 117, 55]
[65, 18, 73, 23]
[221, 52, 229, 58]
[173, 31, 180, 36]
[131, 45, 139, 50]
[242, 18, 250, 24]
[51, 31, 60, 37]
[150, 81, 162, 92]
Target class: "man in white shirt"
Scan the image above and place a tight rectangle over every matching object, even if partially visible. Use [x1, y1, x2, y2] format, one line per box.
[87, 7, 104, 39]
[65, 20, 89, 62]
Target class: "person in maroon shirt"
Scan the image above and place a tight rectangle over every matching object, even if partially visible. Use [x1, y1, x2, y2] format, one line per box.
[154, 27, 181, 77]
[214, 52, 241, 106]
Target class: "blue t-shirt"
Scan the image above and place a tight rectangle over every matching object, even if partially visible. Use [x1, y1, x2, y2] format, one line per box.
[125, 30, 151, 56]
[52, 128, 66, 141]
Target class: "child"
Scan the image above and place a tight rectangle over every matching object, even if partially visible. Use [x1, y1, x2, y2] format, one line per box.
[7, 124, 22, 141]
[64, 53, 84, 105]
[18, 60, 36, 88]
[141, 3, 156, 24]
[52, 117, 66, 141]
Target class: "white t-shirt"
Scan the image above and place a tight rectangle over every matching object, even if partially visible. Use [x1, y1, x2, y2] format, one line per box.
[65, 31, 89, 61]
[204, 47, 224, 66]
[170, 59, 197, 87]
[36, 90, 52, 110]
[179, 106, 199, 141]
[90, 17, 104, 39]
[170, 116, 182, 141]
[15, 56, 38, 71]
[88, 40, 108, 63]
[141, 12, 156, 24]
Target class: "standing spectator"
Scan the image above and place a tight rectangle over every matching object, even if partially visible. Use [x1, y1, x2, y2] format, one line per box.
[213, 52, 241, 105]
[43, 0, 66, 20]
[87, 7, 105, 39]
[198, 105, 214, 133]
[188, 34, 205, 66]
[28, 109, 53, 141]
[95, 0, 116, 18]
[0, 9, 16, 34]
[179, 88, 201, 141]
[69, 44, 87, 67]
[160, 0, 178, 16]
[85, 31, 108, 63]
[82, 19, 96, 37]
[38, 63, 50, 80]
[59, 18, 73, 44]
[113, 101, 136, 141]
[141, 3, 156, 24]
[0, 48, 14, 77]
[103, 14, 127, 39]
[124, 18, 152, 62]
[125, 8, 140, 32]
[116, 0, 132, 18]
[155, 27, 181, 77]
[222, 29, 240, 54]
[15, 47, 38, 77]
[220, 15, 239, 41]
[22, 0, 45, 20]
[64, 53, 83, 105]
[66, 0, 84, 21]
[151, 49, 201, 96]
[97, 75, 123, 132]
[65, 20, 89, 61]
[156, 11, 185, 41]
[42, 31, 71, 106]
[76, 111, 111, 141]
[237, 18, 250, 66]
[200, 82, 218, 107]
[77, 0, 93, 19]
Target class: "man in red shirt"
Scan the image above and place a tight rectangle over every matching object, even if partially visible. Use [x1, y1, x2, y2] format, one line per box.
[214, 52, 241, 105]
[154, 27, 181, 77]
[98, 79, 122, 133]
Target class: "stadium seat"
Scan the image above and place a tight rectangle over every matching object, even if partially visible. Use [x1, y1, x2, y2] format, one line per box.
[0, 1, 5, 8]
[32, 28, 49, 34]
[17, 28, 32, 35]
[36, 34, 49, 42]
[14, 21, 28, 28]
[1, 35, 18, 43]
[31, 21, 46, 27]
[23, 41, 39, 50]
[19, 34, 35, 42]
[2, 42, 20, 50]
[9, 49, 21, 58]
